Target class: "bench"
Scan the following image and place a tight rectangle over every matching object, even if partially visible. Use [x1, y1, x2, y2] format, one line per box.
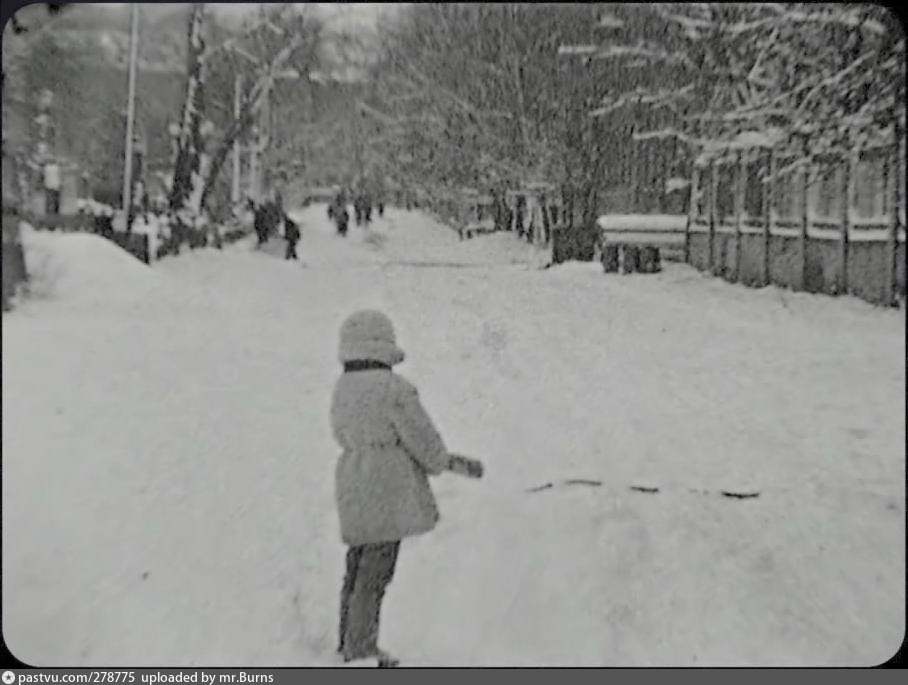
[596, 215, 687, 275]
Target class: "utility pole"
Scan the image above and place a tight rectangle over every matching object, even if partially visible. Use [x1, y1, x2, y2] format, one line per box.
[232, 73, 243, 204]
[121, 3, 139, 228]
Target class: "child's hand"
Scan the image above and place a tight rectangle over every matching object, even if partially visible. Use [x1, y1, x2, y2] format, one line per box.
[448, 454, 484, 479]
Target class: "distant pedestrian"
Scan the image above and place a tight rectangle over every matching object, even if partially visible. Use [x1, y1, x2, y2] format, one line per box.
[43, 160, 61, 218]
[253, 201, 269, 247]
[336, 205, 349, 237]
[354, 195, 364, 226]
[284, 214, 300, 260]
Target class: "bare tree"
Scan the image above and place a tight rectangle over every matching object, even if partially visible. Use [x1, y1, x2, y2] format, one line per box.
[168, 4, 324, 216]
[169, 3, 207, 214]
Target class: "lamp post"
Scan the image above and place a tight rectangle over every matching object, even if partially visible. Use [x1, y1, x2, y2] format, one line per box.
[33, 89, 54, 215]
[121, 2, 140, 229]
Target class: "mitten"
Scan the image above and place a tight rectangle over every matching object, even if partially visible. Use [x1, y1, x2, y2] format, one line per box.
[448, 453, 484, 479]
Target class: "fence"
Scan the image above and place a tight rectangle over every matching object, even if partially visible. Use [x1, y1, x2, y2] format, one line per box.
[684, 144, 906, 307]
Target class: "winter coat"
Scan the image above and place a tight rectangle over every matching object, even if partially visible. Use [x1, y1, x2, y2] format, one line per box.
[284, 216, 300, 242]
[265, 202, 283, 234]
[253, 204, 267, 235]
[331, 368, 450, 546]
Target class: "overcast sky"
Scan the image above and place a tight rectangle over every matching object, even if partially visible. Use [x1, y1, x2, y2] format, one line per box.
[92, 3, 396, 31]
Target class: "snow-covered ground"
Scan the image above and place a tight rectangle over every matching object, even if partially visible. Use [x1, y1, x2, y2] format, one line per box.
[3, 206, 904, 667]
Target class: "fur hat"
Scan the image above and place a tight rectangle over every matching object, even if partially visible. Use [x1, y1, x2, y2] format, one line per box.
[338, 310, 405, 366]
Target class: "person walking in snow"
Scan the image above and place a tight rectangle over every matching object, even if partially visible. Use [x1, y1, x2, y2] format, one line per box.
[43, 159, 61, 218]
[330, 310, 483, 666]
[252, 199, 269, 247]
[353, 193, 364, 227]
[334, 197, 350, 237]
[363, 193, 373, 224]
[264, 192, 283, 240]
[283, 213, 300, 260]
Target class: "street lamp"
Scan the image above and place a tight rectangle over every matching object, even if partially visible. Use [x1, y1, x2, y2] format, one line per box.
[121, 2, 139, 230]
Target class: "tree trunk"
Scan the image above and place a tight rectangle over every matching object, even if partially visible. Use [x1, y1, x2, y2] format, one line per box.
[169, 4, 207, 214]
[200, 106, 255, 211]
[733, 150, 745, 282]
[891, 121, 905, 306]
[763, 149, 776, 286]
[839, 149, 852, 295]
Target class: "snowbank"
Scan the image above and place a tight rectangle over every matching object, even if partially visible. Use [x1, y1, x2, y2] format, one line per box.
[3, 207, 904, 667]
[19, 224, 166, 308]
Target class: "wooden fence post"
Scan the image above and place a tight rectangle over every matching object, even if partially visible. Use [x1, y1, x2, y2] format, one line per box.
[733, 150, 745, 283]
[840, 151, 853, 295]
[763, 148, 776, 286]
[708, 160, 718, 273]
[800, 161, 811, 292]
[685, 165, 700, 264]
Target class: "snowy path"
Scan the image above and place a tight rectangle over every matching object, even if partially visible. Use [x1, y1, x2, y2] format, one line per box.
[3, 207, 904, 666]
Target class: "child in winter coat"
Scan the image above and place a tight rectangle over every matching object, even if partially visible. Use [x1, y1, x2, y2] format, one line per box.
[330, 310, 482, 666]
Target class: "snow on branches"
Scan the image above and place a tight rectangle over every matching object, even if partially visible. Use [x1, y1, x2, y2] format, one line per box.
[577, 3, 904, 171]
[169, 3, 207, 215]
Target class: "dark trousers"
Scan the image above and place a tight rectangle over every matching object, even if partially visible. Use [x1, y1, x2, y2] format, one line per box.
[338, 541, 400, 659]
[285, 240, 298, 260]
[45, 189, 60, 216]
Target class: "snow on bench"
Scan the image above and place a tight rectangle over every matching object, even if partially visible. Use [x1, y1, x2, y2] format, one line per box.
[596, 214, 687, 247]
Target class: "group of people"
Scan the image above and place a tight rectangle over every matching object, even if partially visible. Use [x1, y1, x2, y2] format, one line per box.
[353, 192, 385, 226]
[250, 189, 301, 260]
[328, 188, 386, 237]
